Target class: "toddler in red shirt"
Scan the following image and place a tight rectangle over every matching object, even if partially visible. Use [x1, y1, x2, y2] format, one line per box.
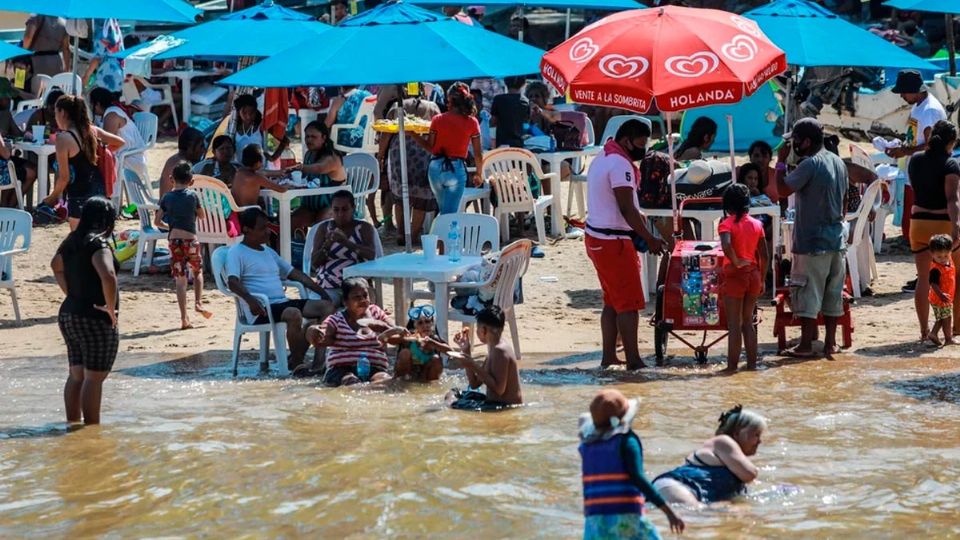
[718, 184, 768, 371]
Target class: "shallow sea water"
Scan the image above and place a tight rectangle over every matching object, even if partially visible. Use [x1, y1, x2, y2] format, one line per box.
[1, 352, 959, 538]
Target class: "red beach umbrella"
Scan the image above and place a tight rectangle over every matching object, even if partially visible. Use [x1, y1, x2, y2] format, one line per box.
[541, 5, 786, 114]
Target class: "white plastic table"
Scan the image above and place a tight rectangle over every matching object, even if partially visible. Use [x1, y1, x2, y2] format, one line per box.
[538, 146, 601, 235]
[642, 205, 781, 295]
[161, 68, 220, 124]
[261, 186, 350, 262]
[13, 140, 56, 200]
[343, 253, 483, 340]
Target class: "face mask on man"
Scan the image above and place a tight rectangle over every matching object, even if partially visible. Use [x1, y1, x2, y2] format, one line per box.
[626, 140, 646, 162]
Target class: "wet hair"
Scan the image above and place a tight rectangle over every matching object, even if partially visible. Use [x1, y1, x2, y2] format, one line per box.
[929, 233, 953, 253]
[233, 93, 257, 113]
[446, 82, 476, 116]
[241, 144, 264, 167]
[737, 162, 766, 192]
[723, 183, 751, 222]
[476, 305, 506, 331]
[212, 135, 234, 152]
[340, 277, 370, 301]
[178, 127, 205, 153]
[331, 189, 355, 208]
[716, 404, 767, 438]
[171, 161, 193, 185]
[238, 207, 267, 232]
[927, 120, 958, 156]
[675, 116, 717, 159]
[88, 86, 119, 112]
[748, 140, 773, 159]
[615, 119, 651, 141]
[61, 196, 116, 256]
[55, 95, 98, 165]
[504, 75, 526, 90]
[45, 89, 65, 109]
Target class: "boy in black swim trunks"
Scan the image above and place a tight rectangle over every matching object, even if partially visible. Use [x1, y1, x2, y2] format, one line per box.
[447, 306, 523, 409]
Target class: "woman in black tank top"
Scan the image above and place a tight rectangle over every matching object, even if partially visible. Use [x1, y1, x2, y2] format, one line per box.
[42, 94, 124, 229]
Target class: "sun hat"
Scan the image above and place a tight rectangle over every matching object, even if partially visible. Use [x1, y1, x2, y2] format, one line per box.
[842, 144, 878, 183]
[892, 69, 924, 94]
[578, 389, 640, 443]
[675, 159, 731, 185]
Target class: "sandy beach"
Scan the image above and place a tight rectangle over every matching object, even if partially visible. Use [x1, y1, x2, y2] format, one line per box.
[0, 140, 954, 367]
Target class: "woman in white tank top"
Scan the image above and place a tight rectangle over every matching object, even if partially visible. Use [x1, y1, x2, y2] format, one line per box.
[89, 87, 149, 181]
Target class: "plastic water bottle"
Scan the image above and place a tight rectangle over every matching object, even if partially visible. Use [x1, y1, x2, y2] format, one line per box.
[356, 353, 370, 382]
[448, 221, 461, 262]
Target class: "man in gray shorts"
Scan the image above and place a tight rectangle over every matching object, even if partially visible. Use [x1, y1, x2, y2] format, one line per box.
[775, 118, 848, 357]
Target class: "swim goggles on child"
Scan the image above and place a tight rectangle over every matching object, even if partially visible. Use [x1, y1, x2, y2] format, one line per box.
[408, 305, 436, 321]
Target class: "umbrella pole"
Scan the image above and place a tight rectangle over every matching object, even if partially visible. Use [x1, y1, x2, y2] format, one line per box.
[71, 35, 80, 96]
[947, 14, 957, 77]
[565, 9, 571, 39]
[665, 112, 679, 237]
[783, 72, 792, 133]
[396, 84, 413, 253]
[726, 114, 735, 174]
[519, 7, 525, 42]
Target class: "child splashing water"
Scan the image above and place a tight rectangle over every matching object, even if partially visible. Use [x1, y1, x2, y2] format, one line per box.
[579, 389, 685, 539]
[718, 184, 768, 371]
[306, 277, 394, 386]
[156, 162, 211, 329]
[446, 306, 523, 410]
[386, 304, 450, 382]
[927, 233, 956, 346]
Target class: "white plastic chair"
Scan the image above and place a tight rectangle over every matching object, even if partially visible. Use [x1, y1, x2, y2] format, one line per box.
[871, 180, 893, 254]
[192, 175, 257, 251]
[132, 111, 159, 151]
[332, 95, 378, 155]
[212, 246, 303, 377]
[845, 180, 883, 298]
[343, 153, 380, 220]
[565, 116, 597, 219]
[448, 239, 532, 359]
[302, 219, 385, 303]
[0, 208, 31, 324]
[2, 161, 24, 210]
[16, 74, 51, 113]
[110, 112, 157, 210]
[431, 213, 500, 256]
[482, 148, 555, 245]
[122, 76, 179, 128]
[123, 169, 167, 276]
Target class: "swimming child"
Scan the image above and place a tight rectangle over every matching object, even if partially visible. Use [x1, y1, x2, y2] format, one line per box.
[446, 306, 522, 410]
[579, 389, 685, 539]
[927, 233, 956, 346]
[156, 161, 210, 329]
[653, 405, 765, 505]
[389, 304, 449, 382]
[306, 277, 394, 386]
[718, 184, 767, 371]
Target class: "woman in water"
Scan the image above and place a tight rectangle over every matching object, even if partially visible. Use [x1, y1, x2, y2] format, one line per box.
[653, 405, 765, 504]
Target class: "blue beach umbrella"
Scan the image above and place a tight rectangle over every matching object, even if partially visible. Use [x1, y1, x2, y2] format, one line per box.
[222, 0, 545, 250]
[883, 0, 960, 13]
[744, 0, 937, 69]
[118, 2, 332, 62]
[0, 41, 30, 63]
[0, 0, 201, 23]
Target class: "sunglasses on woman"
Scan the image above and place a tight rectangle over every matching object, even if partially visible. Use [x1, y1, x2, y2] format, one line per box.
[408, 305, 436, 321]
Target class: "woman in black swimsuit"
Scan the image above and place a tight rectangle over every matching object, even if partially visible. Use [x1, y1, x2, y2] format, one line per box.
[42, 94, 124, 230]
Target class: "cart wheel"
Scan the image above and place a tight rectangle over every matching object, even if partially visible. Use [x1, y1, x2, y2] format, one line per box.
[654, 325, 668, 366]
[694, 349, 708, 364]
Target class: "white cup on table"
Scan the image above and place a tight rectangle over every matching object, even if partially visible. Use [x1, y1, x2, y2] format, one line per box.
[421, 234, 438, 259]
[291, 170, 303, 183]
[32, 125, 45, 142]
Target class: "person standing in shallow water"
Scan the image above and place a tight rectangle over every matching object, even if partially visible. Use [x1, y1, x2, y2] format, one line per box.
[51, 197, 120, 425]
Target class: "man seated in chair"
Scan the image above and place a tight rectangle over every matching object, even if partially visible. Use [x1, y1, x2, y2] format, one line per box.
[226, 208, 335, 371]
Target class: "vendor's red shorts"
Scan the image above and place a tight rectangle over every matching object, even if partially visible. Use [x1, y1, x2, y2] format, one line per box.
[721, 264, 762, 298]
[585, 234, 644, 313]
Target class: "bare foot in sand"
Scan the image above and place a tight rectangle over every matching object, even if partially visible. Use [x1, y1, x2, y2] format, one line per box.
[195, 304, 213, 319]
[181, 319, 193, 330]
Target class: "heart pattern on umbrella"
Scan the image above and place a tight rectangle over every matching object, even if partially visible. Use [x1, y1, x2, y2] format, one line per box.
[568, 37, 599, 64]
[730, 15, 764, 39]
[598, 54, 649, 79]
[665, 52, 719, 78]
[721, 35, 758, 63]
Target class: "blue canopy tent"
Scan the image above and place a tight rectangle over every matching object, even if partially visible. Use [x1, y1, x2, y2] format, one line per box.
[222, 1, 545, 250]
[410, 0, 645, 38]
[118, 1, 332, 63]
[884, 0, 960, 75]
[0, 41, 30, 63]
[0, 0, 201, 23]
[680, 82, 782, 154]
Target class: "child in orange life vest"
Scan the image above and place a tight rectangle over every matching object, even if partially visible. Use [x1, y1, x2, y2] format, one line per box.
[927, 234, 956, 346]
[579, 390, 684, 540]
[718, 184, 768, 371]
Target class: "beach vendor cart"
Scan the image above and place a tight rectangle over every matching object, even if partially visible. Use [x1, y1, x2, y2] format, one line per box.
[541, 5, 786, 364]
